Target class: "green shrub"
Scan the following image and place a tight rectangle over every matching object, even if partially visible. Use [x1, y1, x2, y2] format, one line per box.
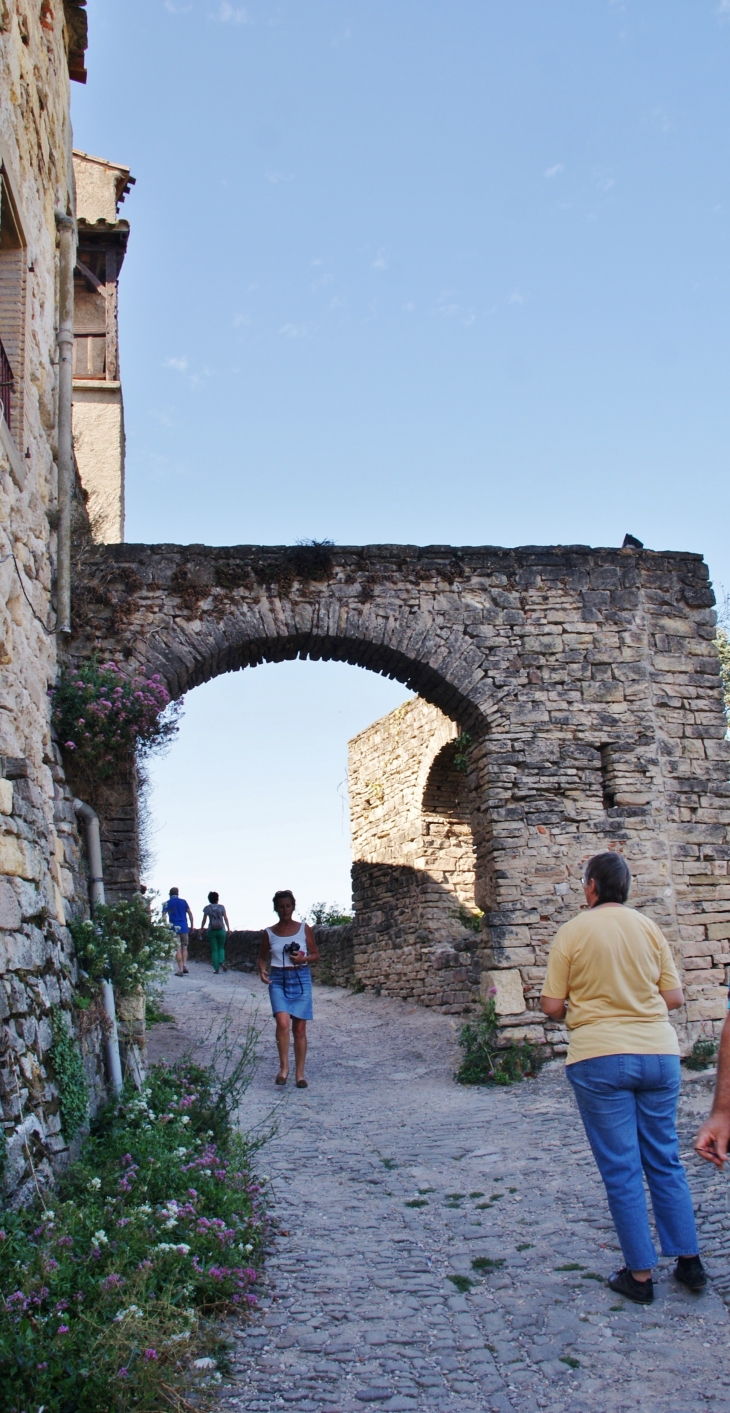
[453, 732, 472, 772]
[49, 1009, 88, 1142]
[307, 902, 353, 926]
[69, 897, 176, 1000]
[0, 1044, 267, 1413]
[452, 904, 484, 933]
[455, 999, 544, 1086]
[684, 1037, 718, 1071]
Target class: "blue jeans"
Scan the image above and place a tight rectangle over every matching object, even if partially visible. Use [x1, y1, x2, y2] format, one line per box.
[567, 1054, 699, 1272]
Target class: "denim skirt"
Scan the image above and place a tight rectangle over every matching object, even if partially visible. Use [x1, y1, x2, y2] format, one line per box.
[268, 966, 313, 1020]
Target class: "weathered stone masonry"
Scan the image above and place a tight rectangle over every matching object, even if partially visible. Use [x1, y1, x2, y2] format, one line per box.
[0, 1, 109, 1202]
[72, 540, 730, 1053]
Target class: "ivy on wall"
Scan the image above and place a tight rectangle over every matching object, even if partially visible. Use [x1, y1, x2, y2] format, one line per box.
[49, 1009, 88, 1142]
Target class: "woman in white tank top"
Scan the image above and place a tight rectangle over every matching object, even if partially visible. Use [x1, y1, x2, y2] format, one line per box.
[257, 889, 319, 1088]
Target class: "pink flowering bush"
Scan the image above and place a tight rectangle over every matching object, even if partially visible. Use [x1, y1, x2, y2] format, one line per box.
[51, 658, 182, 781]
[0, 1057, 269, 1412]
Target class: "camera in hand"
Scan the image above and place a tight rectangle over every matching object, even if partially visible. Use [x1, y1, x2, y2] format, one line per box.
[283, 940, 301, 957]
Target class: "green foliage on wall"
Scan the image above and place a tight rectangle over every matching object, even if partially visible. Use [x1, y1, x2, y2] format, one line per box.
[453, 732, 472, 772]
[50, 1008, 88, 1142]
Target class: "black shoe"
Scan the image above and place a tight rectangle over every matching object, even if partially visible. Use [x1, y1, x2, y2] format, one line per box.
[674, 1256, 707, 1292]
[221, 964, 228, 973]
[608, 1268, 654, 1305]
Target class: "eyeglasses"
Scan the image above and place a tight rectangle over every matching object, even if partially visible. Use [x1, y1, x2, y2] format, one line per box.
[581, 876, 589, 887]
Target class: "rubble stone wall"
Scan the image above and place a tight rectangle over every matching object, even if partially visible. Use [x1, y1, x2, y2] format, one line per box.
[72, 541, 730, 1054]
[0, 3, 103, 1201]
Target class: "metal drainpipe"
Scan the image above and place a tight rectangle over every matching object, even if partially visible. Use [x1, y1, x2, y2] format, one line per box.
[54, 211, 75, 636]
[73, 799, 123, 1095]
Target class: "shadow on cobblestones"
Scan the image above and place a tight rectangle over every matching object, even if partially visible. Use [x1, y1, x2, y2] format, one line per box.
[149, 964, 730, 1413]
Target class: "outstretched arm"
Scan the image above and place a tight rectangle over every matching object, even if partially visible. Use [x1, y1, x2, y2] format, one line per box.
[695, 1013, 730, 1168]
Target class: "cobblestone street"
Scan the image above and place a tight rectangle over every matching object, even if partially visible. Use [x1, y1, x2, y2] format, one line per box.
[150, 965, 730, 1413]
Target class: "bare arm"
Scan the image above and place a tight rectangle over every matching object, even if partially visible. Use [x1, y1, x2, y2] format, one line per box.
[258, 930, 271, 983]
[303, 923, 319, 964]
[186, 906, 194, 930]
[540, 995, 567, 1020]
[660, 987, 684, 1012]
[695, 1012, 730, 1168]
[223, 909, 231, 931]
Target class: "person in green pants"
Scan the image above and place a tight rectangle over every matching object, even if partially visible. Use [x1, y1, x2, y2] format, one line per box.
[200, 891, 230, 973]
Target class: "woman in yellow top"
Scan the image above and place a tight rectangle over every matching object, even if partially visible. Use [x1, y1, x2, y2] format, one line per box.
[541, 851, 705, 1306]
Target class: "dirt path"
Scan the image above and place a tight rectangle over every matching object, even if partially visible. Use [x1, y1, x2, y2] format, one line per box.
[149, 962, 730, 1413]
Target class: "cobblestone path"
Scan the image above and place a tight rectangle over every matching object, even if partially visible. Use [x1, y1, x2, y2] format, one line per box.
[150, 964, 730, 1413]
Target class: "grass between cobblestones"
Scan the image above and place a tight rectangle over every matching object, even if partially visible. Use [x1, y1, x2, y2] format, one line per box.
[0, 1047, 269, 1412]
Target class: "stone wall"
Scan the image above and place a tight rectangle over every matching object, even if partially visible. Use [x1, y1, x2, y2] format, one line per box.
[187, 925, 356, 989]
[71, 498, 730, 1061]
[0, 2, 105, 1200]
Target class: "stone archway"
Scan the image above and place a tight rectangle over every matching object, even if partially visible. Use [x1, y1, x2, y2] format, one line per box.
[70, 538, 730, 1044]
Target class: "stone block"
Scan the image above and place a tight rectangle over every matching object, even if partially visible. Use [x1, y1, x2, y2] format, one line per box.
[481, 968, 525, 1016]
[685, 997, 727, 1022]
[0, 881, 21, 931]
[0, 780, 12, 815]
[0, 835, 40, 881]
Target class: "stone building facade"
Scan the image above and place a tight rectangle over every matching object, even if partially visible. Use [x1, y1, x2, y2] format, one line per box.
[71, 148, 132, 543]
[73, 539, 730, 1053]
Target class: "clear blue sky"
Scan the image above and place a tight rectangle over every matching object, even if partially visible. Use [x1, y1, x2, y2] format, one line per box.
[73, 1, 730, 927]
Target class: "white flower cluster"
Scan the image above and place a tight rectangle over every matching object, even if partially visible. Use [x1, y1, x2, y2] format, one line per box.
[87, 1177, 102, 1191]
[93, 1229, 108, 1245]
[154, 1242, 191, 1254]
[114, 1305, 143, 1322]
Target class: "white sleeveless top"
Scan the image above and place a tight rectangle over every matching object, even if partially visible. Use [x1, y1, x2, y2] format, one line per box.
[267, 921, 307, 969]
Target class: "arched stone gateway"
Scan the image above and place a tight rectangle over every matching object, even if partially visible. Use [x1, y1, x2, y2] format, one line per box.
[71, 538, 730, 1050]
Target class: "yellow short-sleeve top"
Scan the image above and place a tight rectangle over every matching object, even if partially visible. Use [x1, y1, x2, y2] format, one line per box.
[542, 905, 681, 1065]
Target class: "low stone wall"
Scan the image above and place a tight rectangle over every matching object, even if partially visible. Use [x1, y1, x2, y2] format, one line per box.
[187, 925, 355, 988]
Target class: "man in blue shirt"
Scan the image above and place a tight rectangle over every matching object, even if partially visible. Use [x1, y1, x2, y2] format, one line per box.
[162, 888, 194, 977]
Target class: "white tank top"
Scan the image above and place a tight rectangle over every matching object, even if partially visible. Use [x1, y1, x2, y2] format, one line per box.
[267, 921, 307, 969]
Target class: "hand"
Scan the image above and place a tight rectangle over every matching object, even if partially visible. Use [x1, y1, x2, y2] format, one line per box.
[291, 952, 308, 966]
[695, 1113, 730, 1168]
[259, 969, 270, 985]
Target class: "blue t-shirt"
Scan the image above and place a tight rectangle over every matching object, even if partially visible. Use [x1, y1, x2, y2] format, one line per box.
[163, 897, 190, 932]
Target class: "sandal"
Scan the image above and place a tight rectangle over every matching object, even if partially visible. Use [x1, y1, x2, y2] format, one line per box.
[296, 1079, 308, 1089]
[275, 1075, 288, 1086]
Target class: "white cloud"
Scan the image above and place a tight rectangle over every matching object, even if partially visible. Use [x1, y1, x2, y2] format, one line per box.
[165, 1, 192, 11]
[434, 291, 475, 325]
[280, 323, 308, 339]
[216, 2, 250, 22]
[652, 106, 672, 133]
[544, 163, 564, 179]
[233, 313, 252, 327]
[402, 301, 416, 313]
[164, 355, 214, 388]
[265, 171, 294, 185]
[371, 250, 388, 271]
[509, 288, 526, 306]
[592, 167, 615, 193]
